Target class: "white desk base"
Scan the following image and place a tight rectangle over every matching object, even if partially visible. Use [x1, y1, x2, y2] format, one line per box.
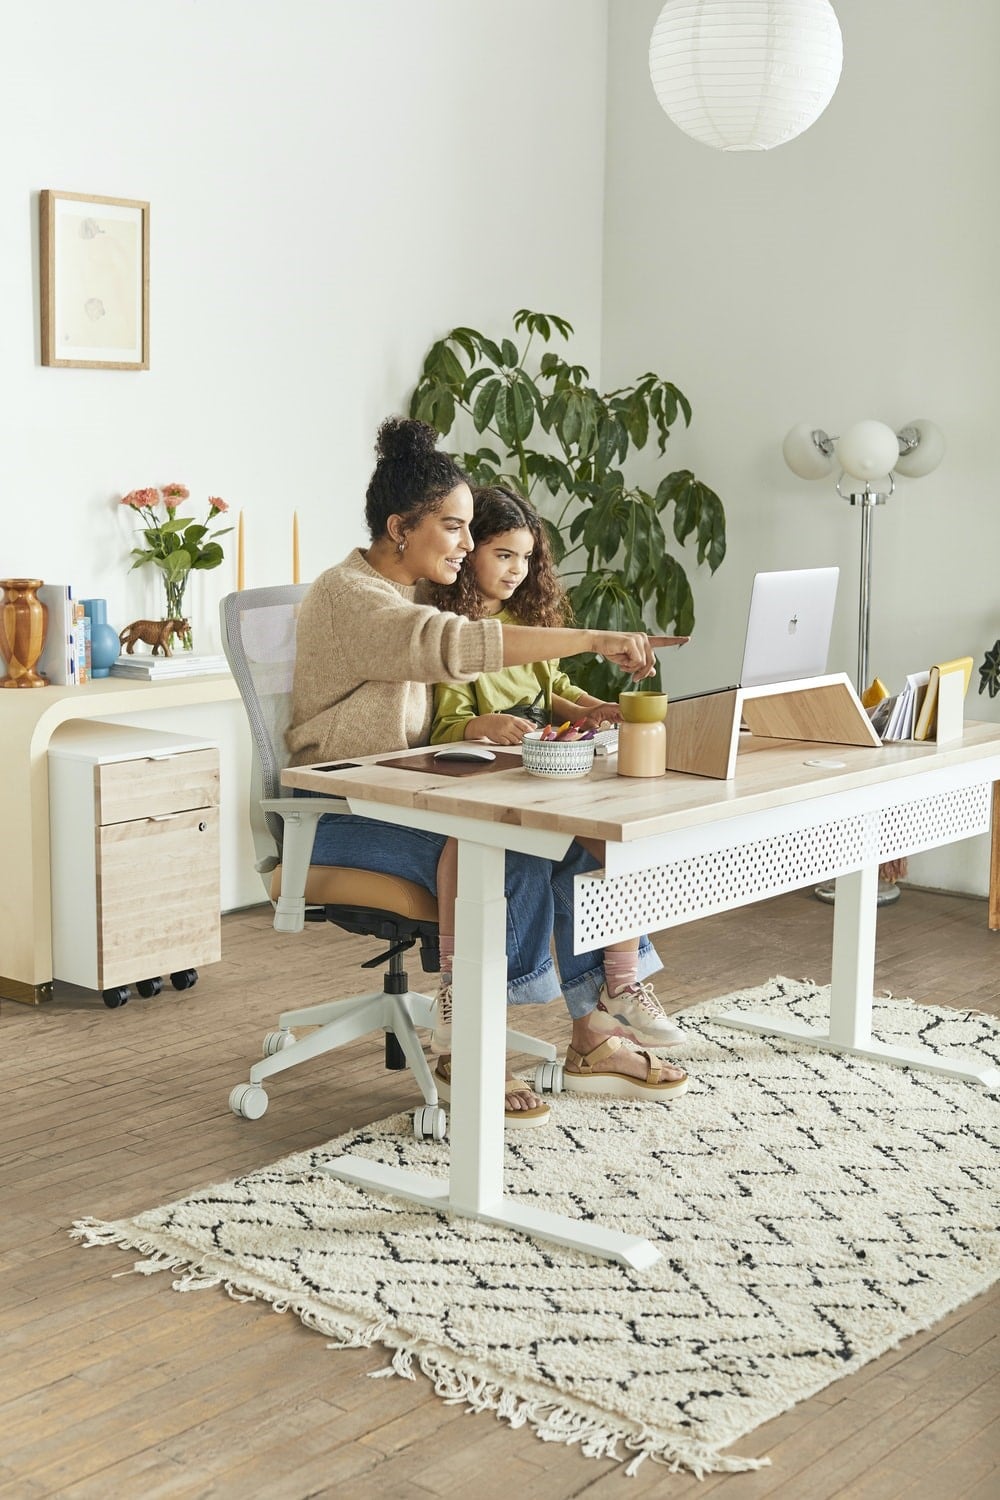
[720, 862, 1000, 1091]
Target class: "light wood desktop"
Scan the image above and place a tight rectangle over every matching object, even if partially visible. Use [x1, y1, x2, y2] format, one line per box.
[0, 675, 239, 1003]
[283, 722, 1000, 1269]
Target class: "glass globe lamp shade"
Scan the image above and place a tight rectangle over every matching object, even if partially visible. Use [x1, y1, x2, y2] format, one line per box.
[893, 418, 946, 478]
[782, 423, 836, 479]
[648, 0, 843, 152]
[835, 420, 900, 482]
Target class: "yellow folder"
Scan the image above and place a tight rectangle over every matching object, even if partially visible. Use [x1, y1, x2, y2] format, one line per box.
[913, 656, 973, 742]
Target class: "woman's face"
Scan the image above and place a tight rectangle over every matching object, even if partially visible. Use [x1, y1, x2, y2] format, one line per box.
[469, 527, 534, 611]
[396, 483, 475, 585]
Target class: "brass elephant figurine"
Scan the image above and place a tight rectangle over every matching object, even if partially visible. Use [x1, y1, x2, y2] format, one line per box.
[118, 617, 190, 656]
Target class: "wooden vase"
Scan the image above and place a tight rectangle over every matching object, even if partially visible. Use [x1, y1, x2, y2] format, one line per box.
[0, 579, 48, 688]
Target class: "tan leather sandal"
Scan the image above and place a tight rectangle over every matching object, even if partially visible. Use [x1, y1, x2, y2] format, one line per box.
[563, 1034, 688, 1101]
[433, 1057, 551, 1128]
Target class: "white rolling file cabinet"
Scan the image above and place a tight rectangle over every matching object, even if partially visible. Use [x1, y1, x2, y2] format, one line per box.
[48, 721, 221, 1007]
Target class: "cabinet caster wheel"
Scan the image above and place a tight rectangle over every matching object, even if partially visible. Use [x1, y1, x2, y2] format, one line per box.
[229, 1084, 268, 1120]
[262, 1030, 296, 1056]
[136, 977, 163, 999]
[413, 1105, 447, 1141]
[170, 969, 198, 991]
[102, 986, 130, 1009]
[534, 1060, 564, 1094]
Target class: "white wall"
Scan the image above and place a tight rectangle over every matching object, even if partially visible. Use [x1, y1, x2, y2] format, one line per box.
[604, 0, 1000, 896]
[1, 0, 609, 908]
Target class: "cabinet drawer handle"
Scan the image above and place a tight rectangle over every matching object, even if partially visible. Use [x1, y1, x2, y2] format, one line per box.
[147, 813, 178, 822]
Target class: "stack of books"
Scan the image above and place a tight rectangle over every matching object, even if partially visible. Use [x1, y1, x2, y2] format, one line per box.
[35, 583, 91, 685]
[110, 652, 229, 680]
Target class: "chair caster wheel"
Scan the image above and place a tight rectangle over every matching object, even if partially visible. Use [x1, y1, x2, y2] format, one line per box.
[229, 1084, 268, 1120]
[136, 977, 163, 999]
[170, 969, 198, 990]
[413, 1105, 447, 1141]
[102, 986, 130, 1009]
[534, 1060, 564, 1094]
[262, 1030, 296, 1056]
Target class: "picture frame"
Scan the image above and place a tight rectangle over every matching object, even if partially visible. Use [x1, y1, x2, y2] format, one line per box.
[39, 190, 149, 369]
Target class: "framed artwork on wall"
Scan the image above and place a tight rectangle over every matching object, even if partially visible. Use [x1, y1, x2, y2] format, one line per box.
[39, 190, 149, 369]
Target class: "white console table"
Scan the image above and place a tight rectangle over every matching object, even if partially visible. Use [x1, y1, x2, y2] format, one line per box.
[0, 675, 240, 1003]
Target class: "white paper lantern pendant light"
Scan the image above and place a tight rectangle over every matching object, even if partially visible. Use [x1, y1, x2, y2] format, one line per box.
[649, 0, 844, 151]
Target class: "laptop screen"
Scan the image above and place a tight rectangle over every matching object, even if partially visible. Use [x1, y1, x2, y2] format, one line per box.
[740, 567, 839, 688]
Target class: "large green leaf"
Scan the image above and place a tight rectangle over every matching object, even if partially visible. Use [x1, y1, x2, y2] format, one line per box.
[472, 377, 501, 434]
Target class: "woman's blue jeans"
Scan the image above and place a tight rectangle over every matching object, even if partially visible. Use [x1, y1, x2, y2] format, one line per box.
[294, 793, 661, 1018]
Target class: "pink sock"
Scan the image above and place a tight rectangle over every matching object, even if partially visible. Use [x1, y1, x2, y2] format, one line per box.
[439, 935, 455, 984]
[603, 950, 639, 998]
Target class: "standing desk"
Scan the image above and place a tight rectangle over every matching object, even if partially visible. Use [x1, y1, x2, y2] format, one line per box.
[283, 723, 1000, 1269]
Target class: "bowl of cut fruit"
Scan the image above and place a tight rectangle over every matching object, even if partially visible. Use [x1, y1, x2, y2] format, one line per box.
[521, 720, 597, 779]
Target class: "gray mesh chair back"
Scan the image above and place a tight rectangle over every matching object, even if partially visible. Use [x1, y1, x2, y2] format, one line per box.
[220, 583, 309, 879]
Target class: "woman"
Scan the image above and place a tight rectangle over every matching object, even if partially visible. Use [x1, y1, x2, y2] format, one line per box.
[288, 417, 687, 1122]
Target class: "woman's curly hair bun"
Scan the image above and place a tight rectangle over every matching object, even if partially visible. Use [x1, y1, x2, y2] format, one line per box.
[375, 417, 438, 464]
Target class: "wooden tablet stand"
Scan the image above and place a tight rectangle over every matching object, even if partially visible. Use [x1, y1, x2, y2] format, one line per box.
[664, 673, 881, 779]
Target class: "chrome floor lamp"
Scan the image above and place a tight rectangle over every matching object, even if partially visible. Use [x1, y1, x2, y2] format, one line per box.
[782, 417, 946, 904]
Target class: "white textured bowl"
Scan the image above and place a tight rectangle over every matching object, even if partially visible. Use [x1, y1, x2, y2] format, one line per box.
[521, 731, 596, 780]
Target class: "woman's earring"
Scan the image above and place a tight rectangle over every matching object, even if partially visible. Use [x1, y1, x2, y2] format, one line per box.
[396, 539, 406, 555]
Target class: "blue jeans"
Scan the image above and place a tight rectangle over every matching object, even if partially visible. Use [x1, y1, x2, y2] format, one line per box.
[294, 792, 661, 1018]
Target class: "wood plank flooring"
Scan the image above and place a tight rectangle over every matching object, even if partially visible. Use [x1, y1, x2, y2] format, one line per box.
[0, 887, 997, 1498]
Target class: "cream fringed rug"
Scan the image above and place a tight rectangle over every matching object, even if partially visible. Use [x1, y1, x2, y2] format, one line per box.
[73, 980, 1000, 1479]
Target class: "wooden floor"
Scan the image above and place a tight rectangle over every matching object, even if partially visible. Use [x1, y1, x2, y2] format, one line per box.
[1, 887, 998, 1499]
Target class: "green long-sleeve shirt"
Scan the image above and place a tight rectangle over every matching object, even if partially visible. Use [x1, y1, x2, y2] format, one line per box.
[430, 609, 586, 744]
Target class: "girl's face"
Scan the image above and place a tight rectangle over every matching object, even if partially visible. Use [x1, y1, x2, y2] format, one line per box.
[470, 527, 534, 611]
[396, 483, 474, 586]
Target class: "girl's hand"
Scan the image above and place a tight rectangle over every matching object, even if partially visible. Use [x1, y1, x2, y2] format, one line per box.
[467, 714, 534, 745]
[590, 631, 657, 681]
[575, 701, 621, 729]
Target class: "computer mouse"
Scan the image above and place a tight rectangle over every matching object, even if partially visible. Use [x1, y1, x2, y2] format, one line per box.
[433, 746, 497, 763]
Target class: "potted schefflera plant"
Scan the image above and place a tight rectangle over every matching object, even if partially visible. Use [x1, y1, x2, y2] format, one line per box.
[409, 309, 726, 701]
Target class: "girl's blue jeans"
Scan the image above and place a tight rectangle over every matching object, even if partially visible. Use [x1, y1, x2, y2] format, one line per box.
[294, 793, 661, 1019]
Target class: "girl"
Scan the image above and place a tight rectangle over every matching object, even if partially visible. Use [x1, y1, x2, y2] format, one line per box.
[428, 485, 687, 1066]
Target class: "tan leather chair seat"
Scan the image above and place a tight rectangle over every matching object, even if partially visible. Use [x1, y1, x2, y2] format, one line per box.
[270, 864, 438, 923]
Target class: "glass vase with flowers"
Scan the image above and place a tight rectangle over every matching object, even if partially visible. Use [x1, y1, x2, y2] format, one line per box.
[120, 485, 232, 650]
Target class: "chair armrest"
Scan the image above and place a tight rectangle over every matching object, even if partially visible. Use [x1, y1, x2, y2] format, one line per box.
[259, 796, 344, 934]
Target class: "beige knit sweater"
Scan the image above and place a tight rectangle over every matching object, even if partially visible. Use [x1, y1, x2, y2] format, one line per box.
[287, 548, 503, 765]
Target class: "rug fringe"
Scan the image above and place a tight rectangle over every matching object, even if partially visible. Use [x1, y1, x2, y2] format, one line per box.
[365, 1340, 769, 1478]
[70, 1217, 767, 1478]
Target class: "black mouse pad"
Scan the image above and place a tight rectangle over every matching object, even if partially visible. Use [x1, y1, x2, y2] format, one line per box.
[375, 750, 522, 777]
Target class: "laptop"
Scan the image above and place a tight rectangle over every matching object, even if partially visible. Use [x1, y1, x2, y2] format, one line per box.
[673, 566, 840, 700]
[591, 567, 839, 752]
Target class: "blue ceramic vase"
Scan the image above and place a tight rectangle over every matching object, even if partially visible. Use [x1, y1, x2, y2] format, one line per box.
[82, 598, 120, 678]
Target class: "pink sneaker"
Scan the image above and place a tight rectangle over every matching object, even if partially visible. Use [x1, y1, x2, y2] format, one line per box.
[593, 980, 686, 1048]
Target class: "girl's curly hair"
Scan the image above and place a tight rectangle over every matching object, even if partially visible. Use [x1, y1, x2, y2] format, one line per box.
[364, 417, 469, 541]
[429, 485, 568, 628]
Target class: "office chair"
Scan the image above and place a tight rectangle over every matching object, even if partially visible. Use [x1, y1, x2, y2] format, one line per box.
[220, 584, 558, 1140]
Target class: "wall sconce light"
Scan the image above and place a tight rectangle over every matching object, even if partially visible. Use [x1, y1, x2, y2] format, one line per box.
[649, 0, 843, 152]
[782, 419, 946, 692]
[783, 417, 945, 906]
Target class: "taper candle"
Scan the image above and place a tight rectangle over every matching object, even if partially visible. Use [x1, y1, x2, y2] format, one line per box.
[237, 511, 245, 591]
[292, 511, 300, 585]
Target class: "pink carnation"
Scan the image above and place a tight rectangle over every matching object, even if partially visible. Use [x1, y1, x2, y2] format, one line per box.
[121, 487, 159, 509]
[163, 493, 184, 510]
[208, 496, 229, 514]
[161, 483, 190, 500]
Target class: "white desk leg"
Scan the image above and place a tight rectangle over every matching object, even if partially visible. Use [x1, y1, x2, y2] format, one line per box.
[334, 837, 661, 1267]
[449, 841, 508, 1215]
[720, 863, 1000, 1090]
[829, 863, 877, 1048]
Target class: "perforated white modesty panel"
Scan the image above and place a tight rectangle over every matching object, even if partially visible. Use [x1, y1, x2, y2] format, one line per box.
[574, 783, 992, 948]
